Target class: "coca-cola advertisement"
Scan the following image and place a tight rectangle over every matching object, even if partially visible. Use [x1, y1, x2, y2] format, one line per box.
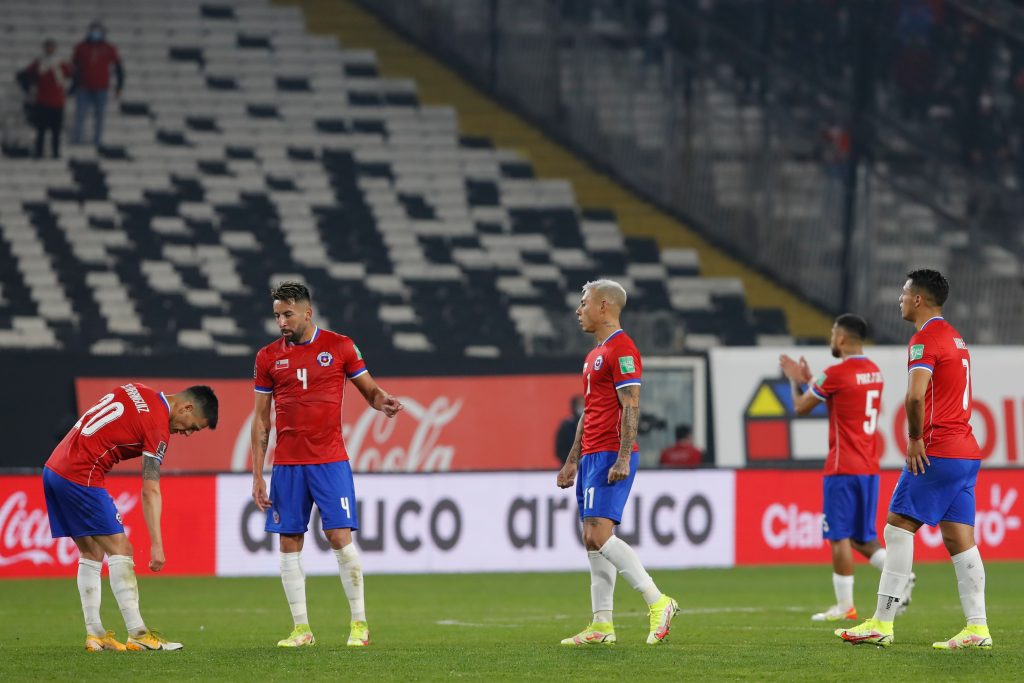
[734, 469, 1024, 564]
[76, 375, 580, 473]
[0, 475, 216, 578]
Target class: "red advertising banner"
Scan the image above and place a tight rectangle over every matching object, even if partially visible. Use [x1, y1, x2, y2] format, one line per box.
[0, 475, 216, 578]
[735, 469, 1024, 564]
[76, 375, 580, 473]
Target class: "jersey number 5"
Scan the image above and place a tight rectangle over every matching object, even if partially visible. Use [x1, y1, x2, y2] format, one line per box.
[75, 393, 125, 436]
[863, 390, 880, 435]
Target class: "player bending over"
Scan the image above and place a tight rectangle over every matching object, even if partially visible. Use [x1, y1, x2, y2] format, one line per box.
[557, 279, 679, 646]
[44, 383, 218, 651]
[251, 281, 403, 648]
[781, 314, 913, 622]
[836, 270, 992, 650]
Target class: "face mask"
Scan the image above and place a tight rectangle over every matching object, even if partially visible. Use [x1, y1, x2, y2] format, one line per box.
[88, 29, 104, 41]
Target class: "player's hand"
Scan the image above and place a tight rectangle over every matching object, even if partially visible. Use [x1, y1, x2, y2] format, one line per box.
[252, 476, 272, 511]
[779, 354, 803, 382]
[798, 357, 813, 383]
[381, 394, 404, 418]
[149, 544, 165, 572]
[906, 439, 930, 475]
[607, 456, 631, 483]
[556, 461, 577, 488]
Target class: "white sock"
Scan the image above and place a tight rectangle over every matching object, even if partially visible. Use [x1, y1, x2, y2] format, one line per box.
[588, 550, 616, 624]
[869, 548, 886, 572]
[108, 555, 146, 636]
[832, 573, 854, 611]
[599, 536, 661, 606]
[874, 525, 913, 623]
[77, 558, 105, 637]
[334, 544, 366, 622]
[280, 552, 309, 627]
[952, 546, 987, 626]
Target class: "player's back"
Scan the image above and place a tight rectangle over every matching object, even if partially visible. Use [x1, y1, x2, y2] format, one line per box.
[907, 317, 979, 458]
[813, 356, 884, 475]
[46, 383, 169, 487]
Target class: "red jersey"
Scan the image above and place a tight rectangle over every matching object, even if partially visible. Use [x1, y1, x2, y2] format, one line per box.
[907, 317, 981, 458]
[581, 329, 642, 455]
[809, 356, 884, 475]
[73, 41, 120, 90]
[46, 383, 169, 487]
[659, 443, 702, 468]
[24, 59, 71, 107]
[254, 327, 367, 465]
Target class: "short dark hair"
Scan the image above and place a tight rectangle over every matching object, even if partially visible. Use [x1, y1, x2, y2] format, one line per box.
[907, 269, 949, 306]
[270, 281, 311, 304]
[834, 313, 868, 340]
[182, 385, 218, 429]
[675, 425, 692, 441]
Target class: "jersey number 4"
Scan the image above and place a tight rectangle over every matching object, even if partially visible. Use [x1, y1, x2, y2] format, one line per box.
[297, 368, 308, 390]
[75, 393, 125, 436]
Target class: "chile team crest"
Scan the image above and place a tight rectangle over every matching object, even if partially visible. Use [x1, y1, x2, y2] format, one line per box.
[594, 355, 604, 371]
[317, 351, 334, 367]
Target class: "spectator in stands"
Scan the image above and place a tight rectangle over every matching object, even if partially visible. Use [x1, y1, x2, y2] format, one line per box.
[71, 21, 124, 148]
[554, 395, 585, 464]
[659, 425, 703, 468]
[16, 39, 71, 159]
[891, 37, 936, 123]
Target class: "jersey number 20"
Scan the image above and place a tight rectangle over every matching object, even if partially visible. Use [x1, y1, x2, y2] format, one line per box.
[75, 393, 125, 436]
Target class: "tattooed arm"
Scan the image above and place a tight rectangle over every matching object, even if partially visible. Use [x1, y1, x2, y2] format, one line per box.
[608, 384, 640, 483]
[556, 412, 585, 488]
[141, 454, 165, 571]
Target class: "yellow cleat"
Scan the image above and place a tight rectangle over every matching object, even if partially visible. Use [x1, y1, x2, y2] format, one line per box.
[561, 622, 616, 645]
[126, 629, 183, 651]
[347, 620, 370, 647]
[932, 624, 992, 650]
[647, 595, 679, 644]
[835, 618, 893, 647]
[85, 630, 127, 652]
[277, 624, 315, 648]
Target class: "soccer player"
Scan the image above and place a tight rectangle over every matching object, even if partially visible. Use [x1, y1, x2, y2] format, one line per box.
[251, 281, 403, 648]
[836, 270, 992, 650]
[781, 314, 913, 622]
[556, 279, 679, 646]
[43, 382, 219, 651]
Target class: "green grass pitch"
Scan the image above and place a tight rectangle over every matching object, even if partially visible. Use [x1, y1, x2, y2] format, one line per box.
[1, 563, 1020, 681]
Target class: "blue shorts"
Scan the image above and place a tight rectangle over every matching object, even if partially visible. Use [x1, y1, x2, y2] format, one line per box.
[822, 474, 879, 543]
[266, 461, 359, 534]
[43, 467, 125, 538]
[576, 451, 639, 524]
[889, 457, 980, 527]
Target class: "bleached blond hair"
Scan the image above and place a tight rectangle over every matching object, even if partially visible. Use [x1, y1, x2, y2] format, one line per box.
[582, 279, 627, 309]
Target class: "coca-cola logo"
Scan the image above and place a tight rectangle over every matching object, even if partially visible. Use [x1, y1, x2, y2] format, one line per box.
[231, 396, 462, 472]
[0, 490, 138, 567]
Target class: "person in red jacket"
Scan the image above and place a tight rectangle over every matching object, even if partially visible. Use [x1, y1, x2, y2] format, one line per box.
[71, 21, 124, 147]
[16, 39, 71, 158]
[658, 425, 703, 468]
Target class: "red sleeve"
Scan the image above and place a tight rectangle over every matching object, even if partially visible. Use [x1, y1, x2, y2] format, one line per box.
[254, 349, 274, 393]
[811, 365, 844, 400]
[141, 411, 170, 465]
[908, 331, 936, 374]
[611, 342, 642, 389]
[341, 337, 367, 379]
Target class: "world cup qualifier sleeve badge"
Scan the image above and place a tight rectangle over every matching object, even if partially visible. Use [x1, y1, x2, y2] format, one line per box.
[317, 351, 334, 367]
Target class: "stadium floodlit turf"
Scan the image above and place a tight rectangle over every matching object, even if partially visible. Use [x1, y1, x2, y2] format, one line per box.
[1, 563, 1020, 681]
